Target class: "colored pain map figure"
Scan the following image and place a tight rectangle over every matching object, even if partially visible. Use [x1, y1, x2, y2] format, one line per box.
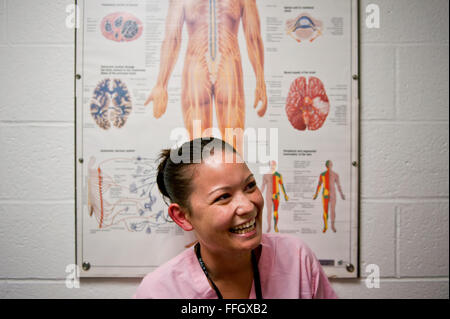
[260, 161, 288, 233]
[145, 0, 267, 154]
[285, 13, 323, 43]
[313, 160, 345, 233]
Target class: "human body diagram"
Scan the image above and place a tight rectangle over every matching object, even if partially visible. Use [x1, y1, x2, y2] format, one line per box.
[87, 156, 170, 233]
[313, 160, 345, 233]
[145, 0, 267, 155]
[260, 161, 288, 233]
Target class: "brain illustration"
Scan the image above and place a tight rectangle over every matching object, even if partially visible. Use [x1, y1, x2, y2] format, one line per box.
[100, 12, 143, 42]
[285, 76, 330, 131]
[90, 79, 132, 130]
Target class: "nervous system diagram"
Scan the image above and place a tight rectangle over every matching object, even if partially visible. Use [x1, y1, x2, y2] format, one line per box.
[87, 156, 170, 234]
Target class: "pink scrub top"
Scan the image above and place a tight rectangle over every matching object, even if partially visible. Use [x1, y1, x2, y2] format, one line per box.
[134, 233, 337, 299]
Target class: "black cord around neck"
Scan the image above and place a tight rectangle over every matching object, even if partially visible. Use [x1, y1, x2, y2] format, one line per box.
[194, 243, 262, 299]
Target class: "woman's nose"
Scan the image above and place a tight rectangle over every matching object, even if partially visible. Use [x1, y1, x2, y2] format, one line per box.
[234, 192, 255, 215]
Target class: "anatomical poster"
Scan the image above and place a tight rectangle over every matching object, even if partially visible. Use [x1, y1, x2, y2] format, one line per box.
[76, 0, 359, 278]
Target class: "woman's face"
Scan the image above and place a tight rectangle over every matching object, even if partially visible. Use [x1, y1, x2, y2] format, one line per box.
[187, 151, 264, 254]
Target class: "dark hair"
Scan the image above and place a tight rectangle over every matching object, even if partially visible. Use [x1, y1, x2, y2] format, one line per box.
[156, 137, 238, 210]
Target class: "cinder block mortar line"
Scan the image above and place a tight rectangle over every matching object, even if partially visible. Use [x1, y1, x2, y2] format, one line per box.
[394, 46, 398, 120]
[360, 119, 449, 124]
[1, 277, 447, 284]
[0, 121, 448, 127]
[0, 200, 75, 205]
[0, 278, 141, 283]
[5, 43, 74, 48]
[4, 0, 8, 47]
[0, 122, 74, 127]
[0, 120, 448, 126]
[1, 279, 69, 282]
[362, 198, 449, 203]
[395, 206, 401, 279]
[330, 277, 449, 282]
[361, 41, 449, 46]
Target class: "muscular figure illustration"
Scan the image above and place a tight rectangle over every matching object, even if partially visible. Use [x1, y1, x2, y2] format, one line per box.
[313, 160, 345, 233]
[285, 76, 330, 131]
[145, 0, 267, 155]
[260, 161, 288, 233]
[285, 13, 323, 43]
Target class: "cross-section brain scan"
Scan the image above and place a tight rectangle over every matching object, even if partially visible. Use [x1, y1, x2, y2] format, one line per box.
[286, 13, 323, 43]
[285, 76, 330, 131]
[100, 12, 143, 42]
[90, 78, 132, 130]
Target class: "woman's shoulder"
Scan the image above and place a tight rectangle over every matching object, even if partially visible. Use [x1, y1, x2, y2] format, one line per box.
[134, 247, 198, 299]
[262, 232, 314, 253]
[260, 233, 320, 270]
[259, 233, 338, 299]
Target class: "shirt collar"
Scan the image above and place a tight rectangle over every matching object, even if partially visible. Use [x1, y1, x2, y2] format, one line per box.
[186, 234, 274, 299]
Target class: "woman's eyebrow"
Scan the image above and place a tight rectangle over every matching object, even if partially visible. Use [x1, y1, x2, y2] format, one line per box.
[208, 174, 254, 196]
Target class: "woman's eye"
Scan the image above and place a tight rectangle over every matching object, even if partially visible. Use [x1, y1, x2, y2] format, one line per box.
[213, 181, 256, 203]
[246, 181, 257, 190]
[215, 194, 230, 202]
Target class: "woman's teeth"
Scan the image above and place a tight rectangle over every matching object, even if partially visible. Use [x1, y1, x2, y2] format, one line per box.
[230, 218, 256, 234]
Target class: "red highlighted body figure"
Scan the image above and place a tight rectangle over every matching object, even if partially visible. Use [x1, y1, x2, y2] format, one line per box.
[313, 160, 345, 233]
[261, 161, 288, 233]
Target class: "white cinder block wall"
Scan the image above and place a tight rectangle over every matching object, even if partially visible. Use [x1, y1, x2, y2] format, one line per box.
[0, 0, 448, 299]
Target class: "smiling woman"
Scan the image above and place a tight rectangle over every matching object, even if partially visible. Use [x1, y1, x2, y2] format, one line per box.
[133, 138, 337, 299]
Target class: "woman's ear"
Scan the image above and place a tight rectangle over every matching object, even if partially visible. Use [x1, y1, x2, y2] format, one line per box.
[168, 203, 193, 231]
